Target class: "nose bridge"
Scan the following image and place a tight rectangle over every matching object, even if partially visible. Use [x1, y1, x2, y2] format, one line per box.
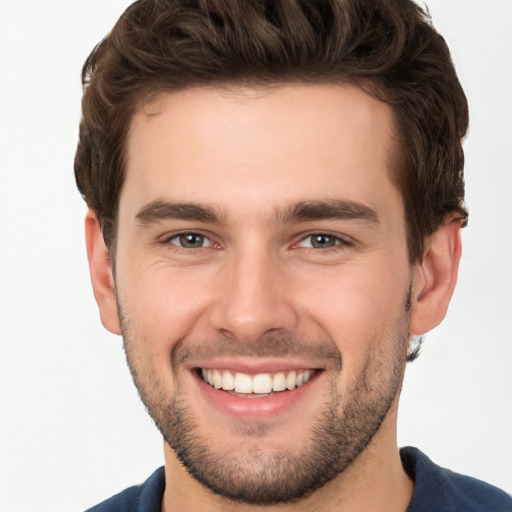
[210, 241, 298, 343]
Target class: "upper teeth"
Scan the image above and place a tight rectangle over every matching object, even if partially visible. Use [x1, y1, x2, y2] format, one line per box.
[200, 369, 314, 394]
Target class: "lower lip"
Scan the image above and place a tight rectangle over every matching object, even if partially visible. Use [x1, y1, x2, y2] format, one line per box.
[192, 370, 321, 420]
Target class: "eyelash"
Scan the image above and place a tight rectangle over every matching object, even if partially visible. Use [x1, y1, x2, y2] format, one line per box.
[294, 233, 351, 251]
[160, 231, 351, 251]
[162, 232, 215, 250]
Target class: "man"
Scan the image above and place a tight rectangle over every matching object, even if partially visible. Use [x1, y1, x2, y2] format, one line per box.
[75, 0, 512, 510]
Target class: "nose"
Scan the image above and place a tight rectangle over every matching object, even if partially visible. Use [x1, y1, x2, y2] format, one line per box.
[209, 247, 299, 344]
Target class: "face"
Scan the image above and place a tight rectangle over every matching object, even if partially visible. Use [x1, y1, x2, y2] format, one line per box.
[113, 85, 414, 504]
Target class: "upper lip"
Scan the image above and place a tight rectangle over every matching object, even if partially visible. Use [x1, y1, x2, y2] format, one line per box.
[186, 357, 325, 374]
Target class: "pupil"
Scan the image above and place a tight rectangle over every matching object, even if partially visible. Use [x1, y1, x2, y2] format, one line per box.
[181, 234, 203, 248]
[312, 235, 334, 248]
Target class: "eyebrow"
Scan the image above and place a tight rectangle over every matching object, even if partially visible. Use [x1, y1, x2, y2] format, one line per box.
[135, 200, 224, 226]
[275, 199, 380, 225]
[135, 198, 379, 227]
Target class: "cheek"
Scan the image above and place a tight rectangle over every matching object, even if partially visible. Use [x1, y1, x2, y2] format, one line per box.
[118, 262, 217, 345]
[296, 260, 410, 361]
[116, 267, 216, 393]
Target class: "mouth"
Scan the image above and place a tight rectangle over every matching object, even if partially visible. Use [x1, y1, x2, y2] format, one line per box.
[189, 362, 326, 418]
[197, 368, 318, 396]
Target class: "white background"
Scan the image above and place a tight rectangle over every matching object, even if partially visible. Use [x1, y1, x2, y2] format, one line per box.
[0, 1, 511, 510]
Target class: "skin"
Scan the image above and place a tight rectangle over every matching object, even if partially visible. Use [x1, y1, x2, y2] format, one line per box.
[86, 84, 462, 511]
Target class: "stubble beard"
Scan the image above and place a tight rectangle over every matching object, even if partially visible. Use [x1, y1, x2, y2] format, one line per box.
[120, 301, 410, 505]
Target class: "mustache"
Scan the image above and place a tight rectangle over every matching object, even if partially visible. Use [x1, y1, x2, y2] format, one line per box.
[171, 334, 342, 370]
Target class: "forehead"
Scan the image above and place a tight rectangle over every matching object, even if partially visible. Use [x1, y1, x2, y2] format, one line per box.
[122, 84, 400, 223]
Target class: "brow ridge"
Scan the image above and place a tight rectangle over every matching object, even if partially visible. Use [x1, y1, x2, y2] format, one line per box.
[274, 199, 380, 225]
[135, 200, 223, 225]
[134, 198, 379, 227]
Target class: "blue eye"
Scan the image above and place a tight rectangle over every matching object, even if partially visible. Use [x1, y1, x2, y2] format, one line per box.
[298, 234, 343, 249]
[169, 233, 213, 249]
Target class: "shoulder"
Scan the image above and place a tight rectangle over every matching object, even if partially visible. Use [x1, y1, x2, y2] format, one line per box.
[85, 467, 165, 512]
[401, 447, 512, 512]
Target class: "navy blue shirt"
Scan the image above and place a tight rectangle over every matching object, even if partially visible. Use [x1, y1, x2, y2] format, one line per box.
[85, 447, 512, 511]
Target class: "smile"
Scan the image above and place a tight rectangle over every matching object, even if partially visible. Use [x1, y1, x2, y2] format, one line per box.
[199, 368, 315, 394]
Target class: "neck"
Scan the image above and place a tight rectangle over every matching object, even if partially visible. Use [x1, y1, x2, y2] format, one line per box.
[161, 411, 413, 512]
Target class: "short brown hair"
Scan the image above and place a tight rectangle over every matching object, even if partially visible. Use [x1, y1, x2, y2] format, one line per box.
[74, 0, 468, 262]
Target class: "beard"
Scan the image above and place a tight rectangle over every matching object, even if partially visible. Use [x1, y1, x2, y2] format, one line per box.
[119, 294, 410, 505]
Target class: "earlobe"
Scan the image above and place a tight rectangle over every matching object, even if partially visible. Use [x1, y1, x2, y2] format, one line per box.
[409, 216, 463, 336]
[85, 210, 122, 335]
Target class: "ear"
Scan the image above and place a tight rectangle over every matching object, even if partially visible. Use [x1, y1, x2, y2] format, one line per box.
[409, 215, 463, 335]
[85, 210, 122, 335]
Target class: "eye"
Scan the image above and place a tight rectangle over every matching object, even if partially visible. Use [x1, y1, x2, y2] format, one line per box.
[297, 233, 345, 249]
[168, 232, 213, 249]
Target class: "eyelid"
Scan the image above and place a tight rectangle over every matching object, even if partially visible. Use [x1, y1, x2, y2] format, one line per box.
[160, 230, 216, 248]
[294, 232, 352, 249]
[157, 229, 352, 250]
